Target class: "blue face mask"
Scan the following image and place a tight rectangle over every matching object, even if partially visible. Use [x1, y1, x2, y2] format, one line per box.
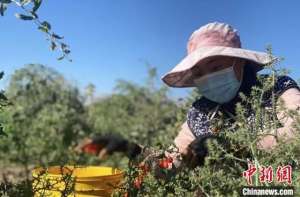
[194, 66, 242, 104]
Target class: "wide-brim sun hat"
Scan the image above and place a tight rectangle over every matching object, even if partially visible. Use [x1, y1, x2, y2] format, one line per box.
[162, 22, 276, 87]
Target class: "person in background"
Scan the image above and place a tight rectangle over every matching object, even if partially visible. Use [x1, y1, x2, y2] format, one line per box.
[76, 22, 300, 172]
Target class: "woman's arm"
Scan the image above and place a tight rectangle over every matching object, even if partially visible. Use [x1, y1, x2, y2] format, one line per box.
[174, 121, 196, 155]
[257, 88, 300, 150]
[76, 121, 211, 179]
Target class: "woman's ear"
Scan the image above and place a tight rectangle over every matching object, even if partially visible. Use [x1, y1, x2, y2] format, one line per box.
[233, 58, 245, 81]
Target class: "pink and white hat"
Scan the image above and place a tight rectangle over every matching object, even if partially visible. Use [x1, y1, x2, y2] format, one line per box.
[162, 22, 276, 87]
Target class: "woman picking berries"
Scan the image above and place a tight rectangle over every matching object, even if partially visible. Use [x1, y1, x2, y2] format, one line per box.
[77, 22, 300, 183]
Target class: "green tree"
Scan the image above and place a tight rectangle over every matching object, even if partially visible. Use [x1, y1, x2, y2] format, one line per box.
[0, 64, 89, 178]
[87, 67, 180, 147]
[0, 71, 9, 137]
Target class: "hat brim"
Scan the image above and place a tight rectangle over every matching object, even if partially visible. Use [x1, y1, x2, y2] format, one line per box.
[161, 46, 276, 87]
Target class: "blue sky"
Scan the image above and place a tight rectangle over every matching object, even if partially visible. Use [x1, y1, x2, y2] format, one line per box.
[1, 0, 300, 98]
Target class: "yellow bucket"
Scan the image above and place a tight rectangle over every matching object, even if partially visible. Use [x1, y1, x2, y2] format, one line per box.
[32, 166, 124, 197]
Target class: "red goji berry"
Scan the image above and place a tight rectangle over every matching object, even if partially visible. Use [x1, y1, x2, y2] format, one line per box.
[82, 143, 99, 154]
[158, 159, 169, 169]
[133, 176, 143, 189]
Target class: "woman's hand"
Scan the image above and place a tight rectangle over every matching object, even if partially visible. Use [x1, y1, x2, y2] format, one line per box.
[75, 134, 142, 159]
[183, 133, 227, 168]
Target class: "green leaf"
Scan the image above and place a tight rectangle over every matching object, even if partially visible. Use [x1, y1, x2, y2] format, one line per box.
[50, 41, 56, 51]
[61, 43, 68, 49]
[57, 55, 65, 61]
[0, 71, 4, 79]
[32, 0, 42, 13]
[30, 11, 38, 19]
[38, 25, 48, 33]
[20, 0, 31, 6]
[63, 49, 71, 54]
[41, 21, 51, 30]
[38, 21, 51, 33]
[0, 91, 7, 101]
[0, 3, 7, 16]
[0, 0, 12, 3]
[0, 125, 7, 137]
[52, 33, 63, 39]
[15, 13, 35, 20]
